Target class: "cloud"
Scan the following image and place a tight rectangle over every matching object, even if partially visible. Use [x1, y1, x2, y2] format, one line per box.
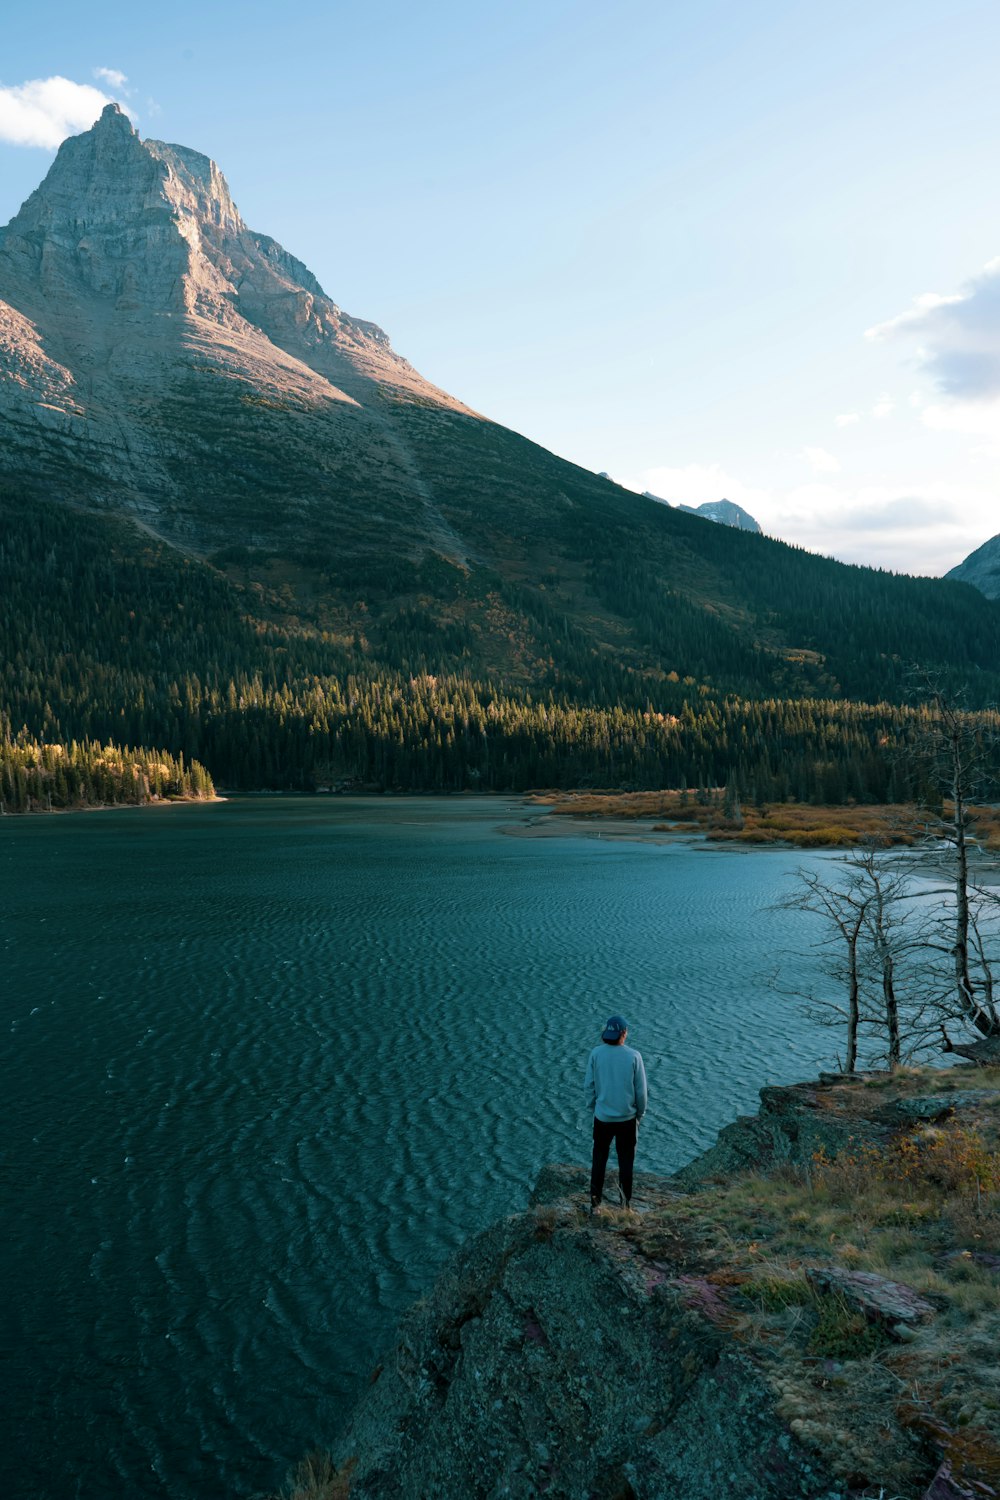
[921, 398, 1000, 449]
[629, 258, 1000, 575]
[866, 290, 966, 343]
[867, 257, 1000, 401]
[771, 481, 979, 573]
[630, 462, 992, 576]
[93, 67, 129, 92]
[0, 75, 133, 148]
[830, 495, 959, 533]
[802, 446, 840, 474]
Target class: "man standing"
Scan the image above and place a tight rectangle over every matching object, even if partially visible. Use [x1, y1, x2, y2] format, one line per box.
[584, 1015, 647, 1214]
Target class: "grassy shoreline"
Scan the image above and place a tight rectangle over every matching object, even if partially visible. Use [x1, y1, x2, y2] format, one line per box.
[525, 790, 1000, 851]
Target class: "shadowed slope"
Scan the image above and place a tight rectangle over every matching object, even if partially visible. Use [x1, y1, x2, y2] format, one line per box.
[947, 534, 1000, 600]
[5, 108, 1000, 745]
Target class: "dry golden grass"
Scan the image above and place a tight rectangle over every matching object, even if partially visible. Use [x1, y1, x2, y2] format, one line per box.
[660, 1127, 1000, 1282]
[532, 790, 1000, 850]
[264, 1452, 356, 1500]
[617, 1091, 1000, 1495]
[967, 803, 1000, 851]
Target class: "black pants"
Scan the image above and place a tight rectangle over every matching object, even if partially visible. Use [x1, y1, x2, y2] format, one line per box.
[590, 1115, 637, 1203]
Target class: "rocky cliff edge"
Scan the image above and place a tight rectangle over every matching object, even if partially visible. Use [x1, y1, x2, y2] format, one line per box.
[298, 1067, 1000, 1500]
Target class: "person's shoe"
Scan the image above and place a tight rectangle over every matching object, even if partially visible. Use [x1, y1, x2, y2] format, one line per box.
[589, 1196, 604, 1217]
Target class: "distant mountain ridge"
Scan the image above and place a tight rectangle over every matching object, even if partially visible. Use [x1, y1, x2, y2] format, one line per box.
[641, 493, 762, 533]
[678, 498, 761, 532]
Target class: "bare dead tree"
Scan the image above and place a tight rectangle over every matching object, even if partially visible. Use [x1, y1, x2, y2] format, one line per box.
[777, 863, 870, 1072]
[939, 1027, 1000, 1066]
[903, 673, 1000, 1044]
[934, 695, 985, 1030]
[968, 890, 999, 1025]
[855, 849, 906, 1068]
[775, 848, 933, 1071]
[772, 678, 1000, 1070]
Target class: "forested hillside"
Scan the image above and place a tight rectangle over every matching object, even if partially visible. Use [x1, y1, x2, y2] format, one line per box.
[5, 107, 1000, 811]
[4, 486, 999, 802]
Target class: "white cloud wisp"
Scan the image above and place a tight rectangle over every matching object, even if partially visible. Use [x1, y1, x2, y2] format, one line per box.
[802, 446, 840, 474]
[93, 67, 129, 92]
[629, 254, 1000, 578]
[0, 75, 132, 149]
[865, 255, 1000, 473]
[631, 461, 991, 576]
[867, 258, 1000, 402]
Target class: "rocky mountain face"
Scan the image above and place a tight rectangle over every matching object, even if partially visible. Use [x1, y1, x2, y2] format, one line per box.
[946, 535, 1000, 600]
[11, 105, 775, 594]
[642, 492, 763, 532]
[678, 498, 762, 533]
[683, 498, 761, 534]
[0, 104, 485, 559]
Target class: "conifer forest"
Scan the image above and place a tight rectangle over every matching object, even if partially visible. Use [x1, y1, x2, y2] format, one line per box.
[4, 487, 1000, 811]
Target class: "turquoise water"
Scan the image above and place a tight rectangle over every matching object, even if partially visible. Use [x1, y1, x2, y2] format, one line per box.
[1, 798, 837, 1499]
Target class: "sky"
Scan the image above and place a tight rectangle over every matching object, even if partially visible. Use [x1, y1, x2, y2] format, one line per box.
[2, 0, 1000, 577]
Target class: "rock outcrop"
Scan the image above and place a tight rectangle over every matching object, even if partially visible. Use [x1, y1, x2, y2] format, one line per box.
[320, 1070, 1000, 1500]
[669, 1076, 889, 1189]
[331, 1166, 845, 1500]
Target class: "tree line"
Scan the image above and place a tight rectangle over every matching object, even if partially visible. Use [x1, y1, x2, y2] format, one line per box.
[0, 721, 214, 813]
[4, 489, 1000, 802]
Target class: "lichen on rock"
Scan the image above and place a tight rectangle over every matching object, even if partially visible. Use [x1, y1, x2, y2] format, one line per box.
[331, 1168, 846, 1500]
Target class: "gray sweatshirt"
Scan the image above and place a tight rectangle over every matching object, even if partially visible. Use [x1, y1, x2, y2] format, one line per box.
[583, 1042, 648, 1123]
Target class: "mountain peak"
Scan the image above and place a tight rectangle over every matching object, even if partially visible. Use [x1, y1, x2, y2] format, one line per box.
[642, 493, 763, 534]
[0, 108, 473, 538]
[96, 101, 133, 132]
[678, 498, 762, 533]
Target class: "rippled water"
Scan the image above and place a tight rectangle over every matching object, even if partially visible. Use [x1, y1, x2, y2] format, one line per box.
[1, 797, 840, 1500]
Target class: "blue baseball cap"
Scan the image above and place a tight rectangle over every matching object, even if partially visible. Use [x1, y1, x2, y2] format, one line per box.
[602, 1015, 628, 1041]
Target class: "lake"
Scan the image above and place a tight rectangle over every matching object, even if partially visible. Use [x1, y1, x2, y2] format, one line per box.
[1, 796, 841, 1500]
